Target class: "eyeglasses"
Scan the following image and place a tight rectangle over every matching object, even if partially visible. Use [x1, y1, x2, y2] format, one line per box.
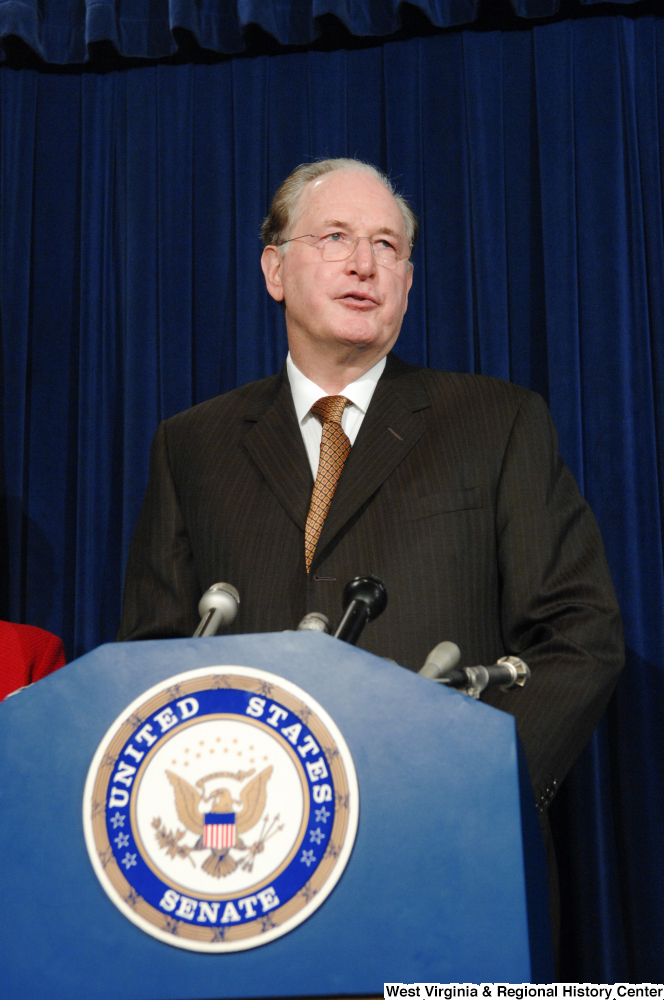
[277, 232, 412, 269]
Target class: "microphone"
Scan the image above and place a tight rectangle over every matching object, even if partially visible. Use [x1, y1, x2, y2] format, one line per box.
[419, 641, 461, 679]
[193, 583, 240, 638]
[333, 575, 388, 645]
[296, 612, 330, 633]
[419, 642, 530, 699]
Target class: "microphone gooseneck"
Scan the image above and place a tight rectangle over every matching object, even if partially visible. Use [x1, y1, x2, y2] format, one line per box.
[193, 583, 240, 638]
[333, 575, 388, 645]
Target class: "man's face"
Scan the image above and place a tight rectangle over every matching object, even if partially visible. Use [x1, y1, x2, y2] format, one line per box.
[262, 169, 413, 360]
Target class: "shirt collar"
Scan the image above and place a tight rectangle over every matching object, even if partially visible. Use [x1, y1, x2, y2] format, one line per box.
[286, 353, 386, 425]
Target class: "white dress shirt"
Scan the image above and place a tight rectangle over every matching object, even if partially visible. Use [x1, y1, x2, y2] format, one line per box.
[286, 353, 386, 480]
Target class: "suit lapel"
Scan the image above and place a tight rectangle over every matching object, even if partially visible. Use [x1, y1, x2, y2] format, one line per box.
[242, 373, 312, 532]
[313, 356, 431, 562]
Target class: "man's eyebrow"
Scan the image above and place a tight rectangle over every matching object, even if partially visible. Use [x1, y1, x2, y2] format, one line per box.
[320, 219, 352, 230]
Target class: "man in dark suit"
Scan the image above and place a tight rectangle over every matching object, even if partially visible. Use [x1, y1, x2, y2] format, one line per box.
[118, 159, 623, 946]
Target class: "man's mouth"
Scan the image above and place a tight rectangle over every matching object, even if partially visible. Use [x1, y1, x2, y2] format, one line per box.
[338, 292, 377, 307]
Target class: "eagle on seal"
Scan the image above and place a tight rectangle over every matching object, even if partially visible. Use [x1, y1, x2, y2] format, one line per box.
[165, 767, 273, 878]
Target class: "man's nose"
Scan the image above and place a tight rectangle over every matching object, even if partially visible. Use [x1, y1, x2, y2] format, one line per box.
[346, 236, 376, 275]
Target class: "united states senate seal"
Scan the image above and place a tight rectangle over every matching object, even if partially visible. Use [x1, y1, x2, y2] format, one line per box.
[83, 666, 358, 952]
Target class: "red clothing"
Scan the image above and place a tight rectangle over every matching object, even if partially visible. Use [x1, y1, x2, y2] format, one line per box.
[0, 621, 66, 700]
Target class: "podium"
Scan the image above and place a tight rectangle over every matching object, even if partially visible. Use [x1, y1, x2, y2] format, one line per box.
[0, 632, 553, 997]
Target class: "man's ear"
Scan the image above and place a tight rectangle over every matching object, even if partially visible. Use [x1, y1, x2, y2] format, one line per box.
[261, 246, 285, 303]
[401, 261, 413, 314]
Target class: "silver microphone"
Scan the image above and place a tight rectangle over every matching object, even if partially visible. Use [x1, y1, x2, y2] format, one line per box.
[419, 641, 461, 679]
[420, 639, 530, 699]
[193, 583, 240, 638]
[296, 612, 330, 633]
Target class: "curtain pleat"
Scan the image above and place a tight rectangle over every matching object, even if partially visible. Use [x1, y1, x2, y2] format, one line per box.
[464, 32, 512, 381]
[27, 75, 81, 651]
[421, 33, 474, 374]
[192, 63, 238, 402]
[0, 68, 37, 620]
[122, 68, 161, 572]
[534, 22, 585, 482]
[76, 72, 122, 654]
[1, 14, 664, 982]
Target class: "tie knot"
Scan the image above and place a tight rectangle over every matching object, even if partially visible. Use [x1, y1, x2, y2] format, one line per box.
[311, 395, 349, 425]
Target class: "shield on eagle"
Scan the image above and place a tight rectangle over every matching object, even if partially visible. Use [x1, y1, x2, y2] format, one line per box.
[203, 811, 236, 849]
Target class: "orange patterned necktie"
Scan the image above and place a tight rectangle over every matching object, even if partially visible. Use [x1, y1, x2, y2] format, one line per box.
[304, 395, 351, 572]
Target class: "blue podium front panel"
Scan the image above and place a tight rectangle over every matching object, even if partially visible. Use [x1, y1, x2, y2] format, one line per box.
[0, 633, 535, 998]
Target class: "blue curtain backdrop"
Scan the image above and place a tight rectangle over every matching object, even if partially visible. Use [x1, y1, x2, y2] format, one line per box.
[1, 11, 663, 984]
[0, 0, 648, 62]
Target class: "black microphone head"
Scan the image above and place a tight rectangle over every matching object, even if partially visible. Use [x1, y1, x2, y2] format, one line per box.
[342, 575, 388, 621]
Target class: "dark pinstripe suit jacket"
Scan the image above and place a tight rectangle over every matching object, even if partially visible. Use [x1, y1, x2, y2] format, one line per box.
[118, 353, 623, 806]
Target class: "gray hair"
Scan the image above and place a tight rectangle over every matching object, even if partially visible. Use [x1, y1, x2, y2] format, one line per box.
[260, 158, 419, 254]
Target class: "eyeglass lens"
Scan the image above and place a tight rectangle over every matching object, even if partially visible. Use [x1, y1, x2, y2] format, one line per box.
[319, 236, 402, 267]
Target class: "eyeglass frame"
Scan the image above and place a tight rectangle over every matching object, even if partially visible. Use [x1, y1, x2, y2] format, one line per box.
[275, 232, 413, 268]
